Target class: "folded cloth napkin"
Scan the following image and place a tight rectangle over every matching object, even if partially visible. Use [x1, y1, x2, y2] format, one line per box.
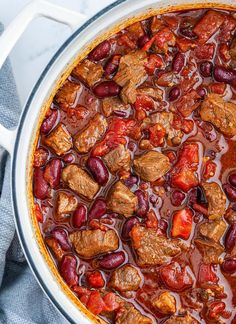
[0, 24, 67, 324]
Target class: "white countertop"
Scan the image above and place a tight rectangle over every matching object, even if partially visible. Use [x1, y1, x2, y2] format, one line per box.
[0, 0, 115, 106]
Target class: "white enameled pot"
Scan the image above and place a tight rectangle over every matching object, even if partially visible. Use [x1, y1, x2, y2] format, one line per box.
[0, 0, 235, 323]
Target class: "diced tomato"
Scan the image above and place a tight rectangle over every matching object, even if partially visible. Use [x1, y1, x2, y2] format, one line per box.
[218, 15, 236, 42]
[129, 225, 142, 249]
[175, 142, 199, 167]
[172, 168, 198, 192]
[86, 291, 106, 315]
[209, 82, 226, 95]
[103, 292, 120, 312]
[176, 37, 197, 52]
[73, 286, 90, 297]
[207, 301, 226, 320]
[92, 118, 136, 157]
[198, 263, 218, 286]
[194, 43, 215, 60]
[145, 210, 158, 229]
[135, 95, 155, 111]
[35, 203, 43, 223]
[118, 34, 136, 49]
[219, 44, 231, 62]
[127, 22, 145, 40]
[87, 271, 105, 288]
[176, 90, 201, 117]
[192, 202, 208, 216]
[171, 208, 193, 240]
[135, 108, 147, 121]
[160, 262, 194, 291]
[89, 219, 108, 231]
[149, 123, 166, 147]
[181, 119, 194, 134]
[145, 54, 164, 75]
[67, 105, 89, 120]
[162, 15, 179, 29]
[142, 27, 175, 53]
[203, 159, 217, 180]
[165, 151, 177, 164]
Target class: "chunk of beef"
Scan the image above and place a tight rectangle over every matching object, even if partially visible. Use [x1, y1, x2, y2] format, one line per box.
[198, 220, 226, 242]
[101, 97, 129, 117]
[194, 238, 224, 264]
[137, 87, 163, 101]
[202, 182, 226, 220]
[46, 237, 65, 261]
[70, 229, 119, 258]
[109, 264, 141, 292]
[200, 94, 236, 137]
[107, 181, 138, 217]
[133, 151, 170, 182]
[152, 292, 176, 315]
[74, 113, 108, 153]
[62, 165, 99, 200]
[130, 225, 182, 266]
[72, 59, 104, 86]
[55, 191, 78, 220]
[142, 112, 183, 146]
[114, 50, 148, 104]
[127, 22, 145, 40]
[164, 313, 199, 324]
[55, 80, 81, 110]
[193, 10, 224, 44]
[103, 144, 131, 173]
[115, 302, 153, 324]
[44, 123, 72, 156]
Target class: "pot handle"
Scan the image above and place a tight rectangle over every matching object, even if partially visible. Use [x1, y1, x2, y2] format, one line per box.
[0, 0, 86, 155]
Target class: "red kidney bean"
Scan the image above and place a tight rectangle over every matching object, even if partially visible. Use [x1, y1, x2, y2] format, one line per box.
[197, 87, 207, 98]
[88, 199, 107, 220]
[135, 190, 149, 217]
[124, 175, 138, 188]
[104, 54, 121, 76]
[225, 223, 236, 250]
[223, 184, 236, 202]
[229, 173, 236, 188]
[73, 205, 87, 228]
[51, 228, 71, 251]
[169, 86, 180, 101]
[159, 219, 168, 233]
[40, 110, 58, 134]
[171, 190, 185, 206]
[172, 53, 185, 73]
[221, 258, 236, 273]
[93, 81, 121, 98]
[99, 251, 125, 270]
[60, 255, 78, 287]
[138, 34, 150, 48]
[199, 61, 213, 77]
[44, 159, 61, 188]
[122, 217, 139, 240]
[113, 110, 127, 118]
[179, 21, 197, 39]
[88, 40, 111, 61]
[33, 168, 49, 200]
[63, 153, 75, 164]
[213, 66, 236, 84]
[87, 156, 109, 185]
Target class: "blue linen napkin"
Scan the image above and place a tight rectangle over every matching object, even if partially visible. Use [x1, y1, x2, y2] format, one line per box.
[0, 24, 67, 324]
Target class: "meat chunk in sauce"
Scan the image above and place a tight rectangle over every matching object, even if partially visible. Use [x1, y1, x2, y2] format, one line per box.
[114, 50, 148, 104]
[101, 97, 129, 117]
[164, 313, 199, 324]
[62, 165, 99, 200]
[198, 220, 226, 242]
[130, 225, 182, 266]
[44, 123, 72, 156]
[137, 87, 163, 101]
[193, 10, 224, 44]
[142, 112, 183, 146]
[133, 151, 171, 182]
[46, 237, 65, 262]
[69, 229, 119, 258]
[109, 264, 141, 292]
[152, 292, 176, 315]
[74, 113, 108, 153]
[194, 238, 224, 264]
[55, 80, 81, 110]
[200, 94, 236, 137]
[202, 182, 226, 220]
[72, 59, 104, 87]
[55, 191, 78, 220]
[115, 302, 153, 324]
[107, 181, 138, 217]
[103, 144, 131, 173]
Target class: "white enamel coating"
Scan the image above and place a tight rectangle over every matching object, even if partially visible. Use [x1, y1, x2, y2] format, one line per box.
[1, 0, 236, 323]
[0, 0, 86, 155]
